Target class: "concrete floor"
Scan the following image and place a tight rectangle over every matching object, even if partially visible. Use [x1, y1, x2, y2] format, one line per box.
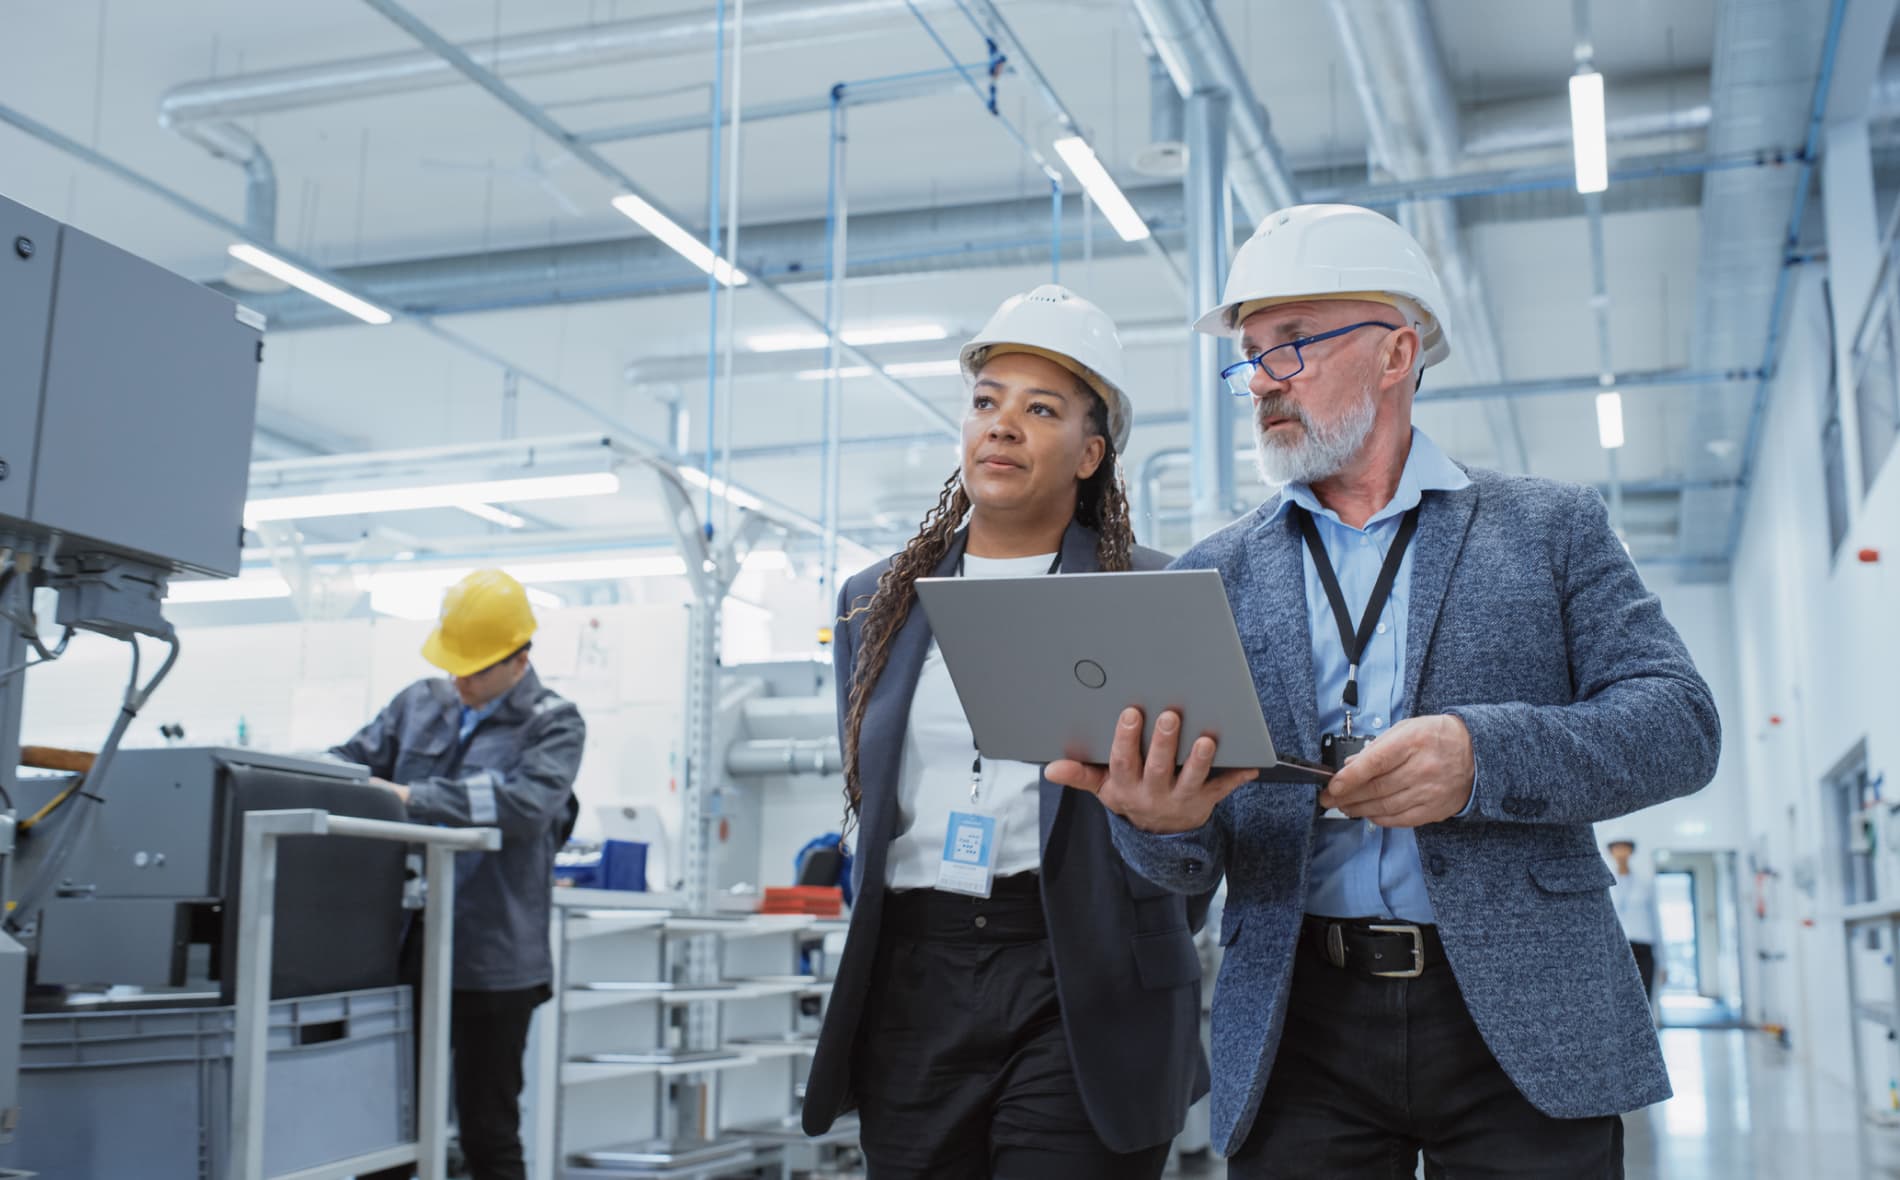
[1163, 1028, 1900, 1178]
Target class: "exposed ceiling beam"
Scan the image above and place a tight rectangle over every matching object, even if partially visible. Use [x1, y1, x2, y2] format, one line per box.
[357, 0, 959, 439]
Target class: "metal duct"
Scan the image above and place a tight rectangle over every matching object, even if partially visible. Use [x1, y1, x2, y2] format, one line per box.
[727, 739, 842, 777]
[220, 186, 1187, 329]
[157, 0, 964, 125]
[1186, 91, 1235, 538]
[1462, 57, 1900, 159]
[1677, 0, 1830, 562]
[218, 155, 1741, 332]
[1326, 0, 1527, 473]
[165, 119, 278, 241]
[1129, 0, 1300, 221]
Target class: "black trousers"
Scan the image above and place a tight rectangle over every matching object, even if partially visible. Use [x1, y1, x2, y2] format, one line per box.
[1228, 929, 1623, 1179]
[851, 875, 1171, 1180]
[1630, 941, 1658, 1001]
[363, 983, 551, 1180]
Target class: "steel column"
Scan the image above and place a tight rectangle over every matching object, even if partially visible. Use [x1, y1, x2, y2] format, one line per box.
[1185, 90, 1234, 540]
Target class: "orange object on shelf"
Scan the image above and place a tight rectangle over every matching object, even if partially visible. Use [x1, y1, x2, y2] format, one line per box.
[758, 886, 844, 917]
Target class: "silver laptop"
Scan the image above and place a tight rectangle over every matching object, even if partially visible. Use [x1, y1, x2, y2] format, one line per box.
[915, 568, 1329, 779]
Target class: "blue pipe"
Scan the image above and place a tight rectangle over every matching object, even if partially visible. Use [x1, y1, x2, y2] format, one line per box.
[1724, 0, 1850, 563]
[904, 0, 1059, 183]
[701, 0, 730, 537]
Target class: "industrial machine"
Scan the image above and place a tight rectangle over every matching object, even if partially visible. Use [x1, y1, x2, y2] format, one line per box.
[0, 192, 451, 1178]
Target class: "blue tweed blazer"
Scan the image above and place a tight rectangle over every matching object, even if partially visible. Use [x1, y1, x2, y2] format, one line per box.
[1112, 465, 1721, 1156]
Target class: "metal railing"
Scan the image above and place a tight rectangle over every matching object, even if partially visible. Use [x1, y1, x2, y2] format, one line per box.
[230, 808, 501, 1180]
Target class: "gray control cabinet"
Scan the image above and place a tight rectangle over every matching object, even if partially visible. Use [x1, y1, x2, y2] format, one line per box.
[0, 193, 261, 577]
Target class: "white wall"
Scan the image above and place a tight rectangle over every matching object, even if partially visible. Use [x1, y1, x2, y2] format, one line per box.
[1722, 264, 1900, 1117]
[1601, 577, 1750, 858]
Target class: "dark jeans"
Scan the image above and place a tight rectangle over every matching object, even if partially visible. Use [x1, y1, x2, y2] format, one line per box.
[363, 983, 551, 1180]
[1228, 929, 1623, 1179]
[851, 875, 1171, 1180]
[1631, 941, 1657, 1001]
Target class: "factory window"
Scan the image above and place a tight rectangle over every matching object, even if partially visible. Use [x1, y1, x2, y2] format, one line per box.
[1823, 281, 1852, 558]
[1824, 414, 1851, 557]
[1858, 293, 1900, 493]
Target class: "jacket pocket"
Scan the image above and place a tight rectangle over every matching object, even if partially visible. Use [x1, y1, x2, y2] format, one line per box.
[1529, 854, 1616, 894]
[1131, 930, 1202, 989]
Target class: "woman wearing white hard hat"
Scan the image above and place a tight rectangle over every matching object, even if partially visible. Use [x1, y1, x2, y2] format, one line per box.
[802, 284, 1208, 1178]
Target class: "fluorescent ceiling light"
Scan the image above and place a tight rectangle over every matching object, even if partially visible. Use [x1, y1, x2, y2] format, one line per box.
[678, 466, 765, 512]
[458, 504, 528, 529]
[610, 193, 747, 287]
[794, 366, 872, 382]
[166, 573, 293, 604]
[1569, 71, 1608, 195]
[227, 243, 393, 326]
[245, 472, 621, 525]
[1052, 136, 1152, 242]
[1595, 391, 1625, 450]
[746, 323, 949, 353]
[793, 359, 962, 382]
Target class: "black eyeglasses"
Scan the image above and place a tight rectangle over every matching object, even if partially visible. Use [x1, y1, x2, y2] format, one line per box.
[1219, 321, 1399, 397]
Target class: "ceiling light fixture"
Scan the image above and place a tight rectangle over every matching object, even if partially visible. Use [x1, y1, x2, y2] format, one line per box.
[244, 472, 622, 526]
[746, 323, 949, 353]
[1595, 391, 1625, 450]
[610, 193, 747, 287]
[792, 359, 962, 381]
[1569, 71, 1609, 195]
[227, 243, 393, 325]
[1052, 135, 1152, 242]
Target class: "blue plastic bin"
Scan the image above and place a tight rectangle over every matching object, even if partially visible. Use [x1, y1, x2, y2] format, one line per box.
[600, 839, 649, 891]
[556, 840, 648, 892]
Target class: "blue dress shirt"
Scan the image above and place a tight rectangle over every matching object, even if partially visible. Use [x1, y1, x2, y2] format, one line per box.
[1258, 428, 1472, 922]
[459, 697, 504, 743]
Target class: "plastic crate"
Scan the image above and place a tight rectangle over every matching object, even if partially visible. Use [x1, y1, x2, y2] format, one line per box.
[0, 986, 413, 1180]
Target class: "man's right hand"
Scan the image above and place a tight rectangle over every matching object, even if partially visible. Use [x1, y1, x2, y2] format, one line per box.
[1045, 707, 1258, 834]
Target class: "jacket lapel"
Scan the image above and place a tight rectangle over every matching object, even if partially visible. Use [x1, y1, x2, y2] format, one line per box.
[1401, 482, 1478, 715]
[1041, 521, 1103, 853]
[1236, 508, 1321, 760]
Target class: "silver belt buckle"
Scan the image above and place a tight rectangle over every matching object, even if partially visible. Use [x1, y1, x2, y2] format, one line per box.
[1367, 923, 1425, 978]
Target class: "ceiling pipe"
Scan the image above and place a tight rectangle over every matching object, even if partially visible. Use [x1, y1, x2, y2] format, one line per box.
[1128, 0, 1300, 222]
[355, 0, 959, 440]
[1326, 0, 1528, 473]
[156, 0, 968, 125]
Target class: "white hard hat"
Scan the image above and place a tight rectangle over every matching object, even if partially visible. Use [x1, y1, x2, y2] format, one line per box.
[1193, 204, 1453, 369]
[959, 284, 1133, 453]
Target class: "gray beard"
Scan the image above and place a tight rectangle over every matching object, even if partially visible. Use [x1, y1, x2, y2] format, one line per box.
[1253, 386, 1379, 486]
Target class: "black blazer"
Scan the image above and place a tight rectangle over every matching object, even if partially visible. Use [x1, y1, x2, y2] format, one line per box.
[802, 520, 1211, 1153]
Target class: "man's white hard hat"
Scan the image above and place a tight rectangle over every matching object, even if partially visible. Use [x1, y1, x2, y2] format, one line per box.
[1194, 203, 1452, 370]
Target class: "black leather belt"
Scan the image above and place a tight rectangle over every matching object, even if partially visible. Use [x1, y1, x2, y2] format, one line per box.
[1302, 916, 1444, 979]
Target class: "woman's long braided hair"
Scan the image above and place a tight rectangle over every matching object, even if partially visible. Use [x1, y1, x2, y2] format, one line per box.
[838, 382, 1136, 832]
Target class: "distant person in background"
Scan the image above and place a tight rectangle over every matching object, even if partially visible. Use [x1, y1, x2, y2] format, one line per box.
[1608, 838, 1663, 1003]
[339, 568, 586, 1180]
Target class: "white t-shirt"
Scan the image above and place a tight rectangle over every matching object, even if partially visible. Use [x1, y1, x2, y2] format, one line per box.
[885, 551, 1056, 891]
[1610, 865, 1660, 945]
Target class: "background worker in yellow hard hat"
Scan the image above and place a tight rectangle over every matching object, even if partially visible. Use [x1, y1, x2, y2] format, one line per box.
[336, 568, 586, 1180]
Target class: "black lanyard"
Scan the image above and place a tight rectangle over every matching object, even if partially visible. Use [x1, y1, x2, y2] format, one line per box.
[1295, 505, 1421, 715]
[956, 547, 1062, 801]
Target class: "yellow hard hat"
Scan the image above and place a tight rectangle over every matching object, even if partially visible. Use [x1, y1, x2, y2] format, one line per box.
[421, 569, 538, 677]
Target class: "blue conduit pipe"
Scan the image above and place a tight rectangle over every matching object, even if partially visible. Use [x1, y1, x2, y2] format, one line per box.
[904, 0, 1066, 280]
[1724, 0, 1850, 562]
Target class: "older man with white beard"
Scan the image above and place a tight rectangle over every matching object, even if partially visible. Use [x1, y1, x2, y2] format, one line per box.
[1047, 204, 1720, 1177]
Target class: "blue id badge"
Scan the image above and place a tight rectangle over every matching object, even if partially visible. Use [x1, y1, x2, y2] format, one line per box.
[937, 810, 1003, 897]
